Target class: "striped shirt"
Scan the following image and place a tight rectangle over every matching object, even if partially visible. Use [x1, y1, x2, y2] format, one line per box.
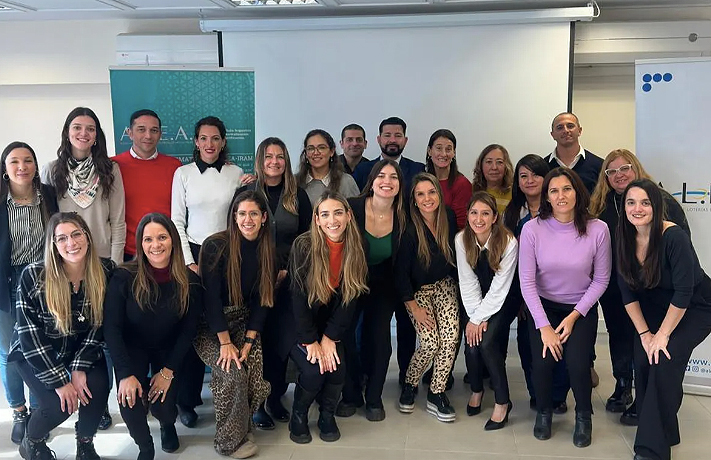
[7, 192, 44, 266]
[8, 259, 115, 389]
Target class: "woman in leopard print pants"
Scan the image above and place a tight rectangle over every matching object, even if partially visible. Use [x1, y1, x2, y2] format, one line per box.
[195, 190, 276, 459]
[396, 173, 460, 423]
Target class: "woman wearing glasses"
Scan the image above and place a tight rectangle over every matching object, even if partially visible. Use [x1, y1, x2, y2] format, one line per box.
[9, 213, 114, 460]
[296, 130, 360, 206]
[589, 149, 688, 426]
[472, 144, 514, 215]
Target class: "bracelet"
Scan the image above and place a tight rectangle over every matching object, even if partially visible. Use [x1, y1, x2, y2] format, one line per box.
[159, 369, 174, 381]
[220, 342, 232, 347]
[244, 336, 255, 344]
[639, 329, 650, 336]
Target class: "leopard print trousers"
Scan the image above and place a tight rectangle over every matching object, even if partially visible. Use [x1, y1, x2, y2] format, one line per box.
[405, 276, 460, 393]
[194, 305, 271, 456]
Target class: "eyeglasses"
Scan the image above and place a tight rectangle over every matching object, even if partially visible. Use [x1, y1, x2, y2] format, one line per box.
[53, 230, 86, 245]
[604, 164, 633, 177]
[305, 145, 330, 155]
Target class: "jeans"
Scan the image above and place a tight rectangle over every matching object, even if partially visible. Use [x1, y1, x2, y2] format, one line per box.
[0, 264, 36, 409]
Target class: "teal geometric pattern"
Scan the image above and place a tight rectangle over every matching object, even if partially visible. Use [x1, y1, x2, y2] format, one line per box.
[109, 69, 255, 172]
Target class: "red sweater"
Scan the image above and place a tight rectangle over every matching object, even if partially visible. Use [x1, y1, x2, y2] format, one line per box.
[112, 151, 182, 256]
[440, 174, 472, 230]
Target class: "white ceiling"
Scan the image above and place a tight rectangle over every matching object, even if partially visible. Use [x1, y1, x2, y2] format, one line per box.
[2, 0, 711, 21]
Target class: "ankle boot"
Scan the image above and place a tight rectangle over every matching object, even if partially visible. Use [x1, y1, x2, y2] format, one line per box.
[20, 436, 56, 460]
[573, 411, 592, 448]
[317, 383, 343, 442]
[136, 442, 155, 460]
[533, 409, 552, 440]
[76, 435, 101, 460]
[605, 378, 633, 413]
[289, 384, 318, 444]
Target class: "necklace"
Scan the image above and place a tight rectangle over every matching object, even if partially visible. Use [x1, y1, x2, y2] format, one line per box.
[613, 194, 622, 216]
[370, 199, 385, 219]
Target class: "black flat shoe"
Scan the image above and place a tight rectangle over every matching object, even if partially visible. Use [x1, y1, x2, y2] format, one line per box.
[484, 401, 513, 431]
[97, 407, 112, 431]
[253, 404, 275, 430]
[533, 409, 552, 440]
[466, 390, 484, 416]
[620, 400, 638, 426]
[177, 405, 198, 428]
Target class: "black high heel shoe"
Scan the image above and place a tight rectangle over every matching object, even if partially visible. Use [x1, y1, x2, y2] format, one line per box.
[484, 401, 513, 431]
[466, 390, 484, 416]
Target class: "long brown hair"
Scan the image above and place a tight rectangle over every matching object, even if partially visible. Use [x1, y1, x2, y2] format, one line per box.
[460, 191, 513, 271]
[125, 213, 190, 317]
[52, 107, 114, 200]
[203, 190, 275, 308]
[590, 148, 654, 217]
[359, 158, 406, 240]
[43, 213, 106, 335]
[254, 137, 298, 214]
[409, 173, 454, 268]
[291, 191, 368, 307]
[472, 144, 514, 193]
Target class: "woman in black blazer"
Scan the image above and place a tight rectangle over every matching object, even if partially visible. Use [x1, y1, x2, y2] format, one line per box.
[0, 142, 58, 445]
[340, 159, 407, 421]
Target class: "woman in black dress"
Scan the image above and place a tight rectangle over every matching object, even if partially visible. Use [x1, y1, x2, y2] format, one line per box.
[617, 178, 711, 460]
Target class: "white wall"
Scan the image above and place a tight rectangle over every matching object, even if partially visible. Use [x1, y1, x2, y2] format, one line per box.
[0, 18, 199, 165]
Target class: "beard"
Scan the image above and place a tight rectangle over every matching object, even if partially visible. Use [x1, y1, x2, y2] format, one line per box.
[380, 143, 404, 158]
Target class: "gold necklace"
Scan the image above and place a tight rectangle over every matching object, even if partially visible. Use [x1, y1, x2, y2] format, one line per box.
[370, 199, 385, 219]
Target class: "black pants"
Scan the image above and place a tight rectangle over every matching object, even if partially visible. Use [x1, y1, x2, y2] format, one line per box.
[118, 349, 179, 450]
[395, 301, 416, 384]
[465, 307, 511, 405]
[599, 282, 635, 382]
[634, 307, 711, 460]
[518, 315, 570, 402]
[529, 299, 598, 413]
[262, 282, 290, 405]
[290, 342, 346, 393]
[341, 301, 364, 405]
[17, 358, 109, 440]
[177, 242, 206, 410]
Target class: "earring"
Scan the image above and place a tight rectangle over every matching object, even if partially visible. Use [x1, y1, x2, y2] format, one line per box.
[261, 222, 265, 227]
[93, 141, 97, 146]
[2, 173, 8, 181]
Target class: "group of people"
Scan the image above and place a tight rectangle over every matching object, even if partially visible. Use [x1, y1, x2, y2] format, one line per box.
[1, 108, 708, 460]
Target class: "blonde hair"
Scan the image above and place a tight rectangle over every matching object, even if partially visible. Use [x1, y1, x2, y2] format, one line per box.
[460, 192, 513, 272]
[291, 191, 368, 307]
[43, 213, 106, 335]
[589, 149, 653, 217]
[254, 137, 298, 215]
[472, 144, 514, 193]
[128, 213, 190, 317]
[409, 173, 454, 268]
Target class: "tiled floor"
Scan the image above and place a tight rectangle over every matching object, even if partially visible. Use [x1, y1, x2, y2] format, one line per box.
[2, 336, 711, 460]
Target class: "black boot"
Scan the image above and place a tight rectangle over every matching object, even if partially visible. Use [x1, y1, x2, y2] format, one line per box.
[19, 436, 56, 460]
[317, 383, 343, 442]
[533, 409, 552, 440]
[97, 406, 112, 431]
[12, 408, 30, 445]
[136, 442, 155, 460]
[620, 400, 638, 426]
[76, 435, 101, 460]
[159, 424, 179, 453]
[252, 403, 275, 430]
[289, 384, 318, 444]
[605, 378, 633, 413]
[573, 411, 592, 448]
[266, 396, 290, 423]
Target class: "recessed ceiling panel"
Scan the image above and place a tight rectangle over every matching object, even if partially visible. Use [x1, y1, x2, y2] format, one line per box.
[336, 0, 428, 5]
[131, 0, 218, 8]
[17, 0, 118, 10]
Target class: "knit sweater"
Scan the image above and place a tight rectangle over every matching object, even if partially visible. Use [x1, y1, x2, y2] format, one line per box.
[112, 151, 182, 256]
[171, 162, 244, 265]
[518, 216, 611, 329]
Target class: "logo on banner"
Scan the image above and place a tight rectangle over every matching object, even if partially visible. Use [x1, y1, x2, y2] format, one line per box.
[671, 183, 711, 212]
[641, 72, 673, 92]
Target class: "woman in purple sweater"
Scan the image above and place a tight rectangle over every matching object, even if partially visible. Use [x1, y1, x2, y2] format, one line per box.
[518, 168, 611, 447]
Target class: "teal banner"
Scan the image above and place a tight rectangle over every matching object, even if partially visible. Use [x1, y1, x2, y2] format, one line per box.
[109, 68, 255, 172]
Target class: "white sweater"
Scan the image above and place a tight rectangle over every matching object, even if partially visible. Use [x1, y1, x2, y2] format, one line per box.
[171, 163, 244, 265]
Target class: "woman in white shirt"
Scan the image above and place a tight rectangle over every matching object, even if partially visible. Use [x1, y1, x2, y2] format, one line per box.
[456, 191, 517, 430]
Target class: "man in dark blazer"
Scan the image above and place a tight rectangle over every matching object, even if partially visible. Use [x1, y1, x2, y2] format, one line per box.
[353, 117, 425, 192]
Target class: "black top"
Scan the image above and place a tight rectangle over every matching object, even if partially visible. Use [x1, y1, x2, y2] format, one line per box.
[545, 149, 603, 195]
[287, 235, 358, 346]
[103, 267, 203, 381]
[352, 156, 426, 192]
[338, 154, 369, 175]
[200, 235, 269, 334]
[395, 207, 457, 302]
[0, 184, 59, 312]
[619, 225, 711, 331]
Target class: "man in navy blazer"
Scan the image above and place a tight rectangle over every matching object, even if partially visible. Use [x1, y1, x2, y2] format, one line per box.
[353, 117, 425, 191]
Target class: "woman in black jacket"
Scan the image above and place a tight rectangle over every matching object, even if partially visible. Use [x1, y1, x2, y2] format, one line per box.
[0, 141, 58, 445]
[104, 213, 202, 460]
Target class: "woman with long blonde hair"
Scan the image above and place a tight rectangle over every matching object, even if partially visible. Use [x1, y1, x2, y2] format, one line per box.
[396, 172, 459, 422]
[195, 190, 275, 459]
[9, 212, 114, 460]
[104, 213, 203, 459]
[236, 137, 312, 429]
[286, 191, 368, 444]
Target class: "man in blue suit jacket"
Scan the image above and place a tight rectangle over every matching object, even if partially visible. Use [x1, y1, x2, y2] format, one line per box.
[352, 117, 425, 192]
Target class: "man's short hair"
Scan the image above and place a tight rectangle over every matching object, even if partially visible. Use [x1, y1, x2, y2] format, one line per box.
[130, 109, 162, 128]
[551, 112, 580, 130]
[379, 117, 407, 135]
[341, 123, 366, 140]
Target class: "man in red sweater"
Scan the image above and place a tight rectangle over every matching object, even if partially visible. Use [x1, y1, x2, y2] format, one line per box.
[112, 109, 182, 261]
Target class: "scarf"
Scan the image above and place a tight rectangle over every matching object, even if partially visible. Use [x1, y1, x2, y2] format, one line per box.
[66, 155, 100, 209]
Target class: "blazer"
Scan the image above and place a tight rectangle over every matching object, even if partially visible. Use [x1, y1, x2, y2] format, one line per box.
[352, 156, 426, 192]
[1, 184, 59, 312]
